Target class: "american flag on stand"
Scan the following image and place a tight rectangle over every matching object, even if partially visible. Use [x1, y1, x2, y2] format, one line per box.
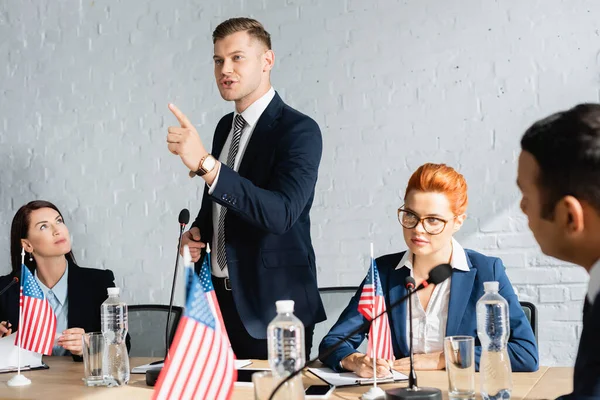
[198, 244, 230, 346]
[357, 259, 394, 360]
[152, 266, 236, 400]
[15, 265, 56, 355]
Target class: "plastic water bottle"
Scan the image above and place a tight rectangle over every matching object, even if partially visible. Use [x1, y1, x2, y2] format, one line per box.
[477, 281, 512, 400]
[101, 287, 130, 386]
[267, 300, 305, 399]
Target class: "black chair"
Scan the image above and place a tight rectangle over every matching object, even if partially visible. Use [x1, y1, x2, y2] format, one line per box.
[519, 301, 538, 342]
[128, 304, 183, 357]
[314, 287, 366, 359]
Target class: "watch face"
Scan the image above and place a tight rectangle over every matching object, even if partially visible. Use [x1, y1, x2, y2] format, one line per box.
[203, 156, 216, 171]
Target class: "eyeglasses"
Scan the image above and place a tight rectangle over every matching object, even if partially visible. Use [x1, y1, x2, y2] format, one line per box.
[397, 207, 454, 235]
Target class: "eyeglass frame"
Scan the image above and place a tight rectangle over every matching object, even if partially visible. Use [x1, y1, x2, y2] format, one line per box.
[397, 207, 457, 235]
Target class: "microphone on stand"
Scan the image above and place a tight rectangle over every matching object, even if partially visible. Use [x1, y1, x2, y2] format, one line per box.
[146, 208, 190, 387]
[405, 276, 418, 389]
[385, 273, 445, 400]
[165, 208, 190, 357]
[0, 277, 19, 296]
[268, 263, 453, 400]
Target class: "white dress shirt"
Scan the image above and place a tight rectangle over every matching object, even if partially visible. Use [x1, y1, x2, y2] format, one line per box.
[209, 87, 276, 277]
[396, 238, 470, 354]
[588, 259, 600, 305]
[35, 266, 69, 356]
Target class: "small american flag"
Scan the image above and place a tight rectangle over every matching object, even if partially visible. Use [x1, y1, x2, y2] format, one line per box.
[14, 265, 56, 355]
[198, 247, 230, 347]
[357, 259, 394, 360]
[153, 267, 236, 400]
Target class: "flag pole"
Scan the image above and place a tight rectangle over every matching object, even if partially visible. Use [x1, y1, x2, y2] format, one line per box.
[361, 242, 385, 400]
[7, 249, 32, 387]
[370, 242, 378, 388]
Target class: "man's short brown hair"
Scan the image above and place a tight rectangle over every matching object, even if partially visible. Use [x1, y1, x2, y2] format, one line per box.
[212, 17, 271, 49]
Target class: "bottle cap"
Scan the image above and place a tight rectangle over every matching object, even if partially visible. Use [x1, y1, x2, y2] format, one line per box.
[483, 281, 499, 292]
[275, 300, 295, 313]
[107, 287, 120, 296]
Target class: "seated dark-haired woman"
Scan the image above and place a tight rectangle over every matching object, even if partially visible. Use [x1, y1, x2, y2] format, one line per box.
[0, 200, 128, 360]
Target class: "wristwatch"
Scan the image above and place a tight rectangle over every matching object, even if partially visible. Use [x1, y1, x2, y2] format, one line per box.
[190, 154, 217, 177]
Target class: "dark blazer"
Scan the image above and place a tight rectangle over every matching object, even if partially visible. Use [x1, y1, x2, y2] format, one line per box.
[0, 259, 126, 361]
[559, 292, 600, 399]
[192, 92, 326, 339]
[319, 249, 539, 372]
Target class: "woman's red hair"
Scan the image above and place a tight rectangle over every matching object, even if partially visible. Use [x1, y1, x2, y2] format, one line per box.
[404, 163, 468, 215]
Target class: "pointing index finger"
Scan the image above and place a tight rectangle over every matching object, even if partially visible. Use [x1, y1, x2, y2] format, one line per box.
[169, 103, 192, 128]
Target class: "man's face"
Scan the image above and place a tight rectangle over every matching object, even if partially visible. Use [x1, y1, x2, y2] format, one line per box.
[517, 151, 567, 259]
[213, 31, 270, 105]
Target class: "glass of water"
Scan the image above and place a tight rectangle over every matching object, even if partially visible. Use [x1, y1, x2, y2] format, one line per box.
[444, 336, 475, 399]
[82, 332, 106, 386]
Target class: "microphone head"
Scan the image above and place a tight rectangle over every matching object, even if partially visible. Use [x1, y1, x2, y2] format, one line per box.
[404, 276, 416, 288]
[178, 208, 190, 225]
[428, 263, 453, 284]
[13, 277, 18, 283]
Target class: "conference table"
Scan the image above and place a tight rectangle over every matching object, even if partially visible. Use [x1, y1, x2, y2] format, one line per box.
[0, 357, 572, 399]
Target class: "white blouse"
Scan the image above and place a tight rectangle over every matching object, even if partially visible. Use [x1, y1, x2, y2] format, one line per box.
[396, 238, 470, 354]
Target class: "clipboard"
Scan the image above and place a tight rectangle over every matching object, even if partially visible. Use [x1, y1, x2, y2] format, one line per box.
[307, 367, 408, 387]
[0, 362, 49, 374]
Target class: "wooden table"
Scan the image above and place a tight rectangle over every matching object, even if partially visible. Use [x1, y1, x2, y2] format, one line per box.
[0, 357, 572, 399]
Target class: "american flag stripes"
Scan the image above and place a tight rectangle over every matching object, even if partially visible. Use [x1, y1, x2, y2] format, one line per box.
[198, 247, 230, 347]
[14, 265, 56, 356]
[357, 260, 394, 361]
[152, 267, 236, 400]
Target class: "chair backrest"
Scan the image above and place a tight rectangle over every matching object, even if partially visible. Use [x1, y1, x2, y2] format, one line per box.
[128, 304, 183, 357]
[519, 301, 538, 342]
[313, 287, 366, 359]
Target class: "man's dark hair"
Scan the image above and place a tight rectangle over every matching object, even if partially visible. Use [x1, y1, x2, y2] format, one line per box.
[212, 17, 271, 49]
[521, 103, 600, 218]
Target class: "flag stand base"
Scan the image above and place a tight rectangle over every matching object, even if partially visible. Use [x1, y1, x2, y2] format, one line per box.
[361, 386, 386, 400]
[7, 374, 31, 387]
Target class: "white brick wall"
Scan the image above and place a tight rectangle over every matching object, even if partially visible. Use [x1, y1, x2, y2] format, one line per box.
[1, 0, 598, 366]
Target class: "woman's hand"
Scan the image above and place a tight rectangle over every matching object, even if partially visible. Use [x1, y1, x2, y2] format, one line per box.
[341, 353, 394, 378]
[393, 352, 445, 371]
[57, 328, 86, 356]
[0, 321, 12, 338]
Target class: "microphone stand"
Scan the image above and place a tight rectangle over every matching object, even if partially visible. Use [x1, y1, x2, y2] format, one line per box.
[385, 283, 442, 400]
[146, 211, 189, 387]
[165, 221, 186, 359]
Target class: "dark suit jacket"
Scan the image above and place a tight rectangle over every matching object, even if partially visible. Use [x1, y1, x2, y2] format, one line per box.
[559, 292, 600, 399]
[192, 92, 326, 339]
[319, 249, 539, 372]
[0, 259, 127, 361]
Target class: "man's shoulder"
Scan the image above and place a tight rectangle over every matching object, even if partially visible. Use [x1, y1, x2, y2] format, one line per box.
[280, 101, 319, 128]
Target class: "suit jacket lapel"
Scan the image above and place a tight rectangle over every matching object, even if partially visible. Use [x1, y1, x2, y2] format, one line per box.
[386, 264, 410, 357]
[446, 255, 477, 336]
[67, 262, 83, 329]
[212, 113, 234, 160]
[238, 93, 283, 177]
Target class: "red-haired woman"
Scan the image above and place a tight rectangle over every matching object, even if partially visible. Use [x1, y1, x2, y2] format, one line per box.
[319, 163, 538, 376]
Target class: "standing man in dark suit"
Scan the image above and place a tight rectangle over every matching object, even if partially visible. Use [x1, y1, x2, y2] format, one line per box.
[165, 18, 325, 359]
[517, 104, 600, 398]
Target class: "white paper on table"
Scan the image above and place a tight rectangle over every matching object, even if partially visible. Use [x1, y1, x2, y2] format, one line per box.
[0, 333, 44, 373]
[307, 367, 408, 387]
[131, 359, 252, 374]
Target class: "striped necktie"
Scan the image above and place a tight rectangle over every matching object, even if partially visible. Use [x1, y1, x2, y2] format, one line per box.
[216, 114, 246, 270]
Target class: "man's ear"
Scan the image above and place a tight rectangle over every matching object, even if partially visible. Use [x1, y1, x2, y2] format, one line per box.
[558, 195, 585, 234]
[263, 49, 274, 72]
